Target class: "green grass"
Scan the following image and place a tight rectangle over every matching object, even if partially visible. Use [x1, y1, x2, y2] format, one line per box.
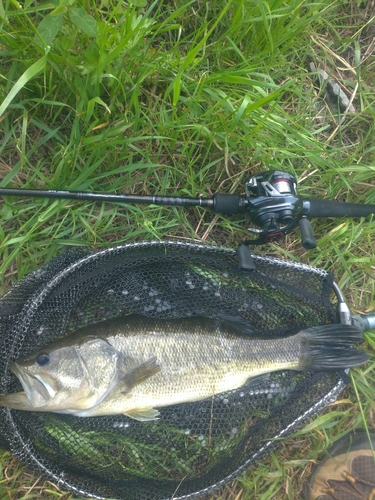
[0, 0, 375, 498]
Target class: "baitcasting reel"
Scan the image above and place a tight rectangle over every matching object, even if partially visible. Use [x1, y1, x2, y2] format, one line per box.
[243, 170, 314, 247]
[1, 169, 375, 249]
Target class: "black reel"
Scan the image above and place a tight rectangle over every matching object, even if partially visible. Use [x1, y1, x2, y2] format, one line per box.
[243, 170, 316, 248]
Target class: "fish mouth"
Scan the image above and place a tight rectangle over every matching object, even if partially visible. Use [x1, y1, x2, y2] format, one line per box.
[10, 363, 56, 408]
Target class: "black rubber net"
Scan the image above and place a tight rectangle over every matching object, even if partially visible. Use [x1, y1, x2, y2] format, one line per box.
[0, 240, 345, 500]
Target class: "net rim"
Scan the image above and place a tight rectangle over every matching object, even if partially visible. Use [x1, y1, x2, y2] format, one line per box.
[0, 240, 338, 500]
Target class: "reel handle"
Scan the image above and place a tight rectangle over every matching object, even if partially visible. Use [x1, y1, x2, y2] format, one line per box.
[298, 217, 317, 250]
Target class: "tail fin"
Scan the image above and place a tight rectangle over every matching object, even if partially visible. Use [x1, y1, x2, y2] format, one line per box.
[300, 324, 370, 371]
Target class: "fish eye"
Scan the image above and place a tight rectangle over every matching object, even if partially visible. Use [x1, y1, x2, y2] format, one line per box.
[36, 353, 50, 366]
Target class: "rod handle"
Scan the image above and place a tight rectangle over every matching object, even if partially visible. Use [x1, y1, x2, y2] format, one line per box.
[307, 198, 375, 218]
[212, 193, 242, 214]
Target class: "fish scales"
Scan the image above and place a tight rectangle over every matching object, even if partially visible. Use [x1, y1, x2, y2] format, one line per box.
[104, 319, 301, 406]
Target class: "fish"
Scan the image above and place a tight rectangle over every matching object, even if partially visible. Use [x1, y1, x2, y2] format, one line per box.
[0, 315, 369, 421]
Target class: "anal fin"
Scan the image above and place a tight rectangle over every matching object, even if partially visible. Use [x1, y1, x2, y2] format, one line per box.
[124, 407, 160, 421]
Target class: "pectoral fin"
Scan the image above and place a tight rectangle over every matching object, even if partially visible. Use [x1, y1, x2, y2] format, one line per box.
[124, 407, 160, 421]
[119, 356, 160, 394]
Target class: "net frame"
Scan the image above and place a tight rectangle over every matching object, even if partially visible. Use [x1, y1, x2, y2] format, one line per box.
[0, 240, 346, 499]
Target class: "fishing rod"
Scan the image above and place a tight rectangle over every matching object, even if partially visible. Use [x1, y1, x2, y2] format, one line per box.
[1, 170, 375, 249]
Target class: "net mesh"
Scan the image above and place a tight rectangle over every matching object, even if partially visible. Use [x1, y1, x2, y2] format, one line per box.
[0, 241, 344, 499]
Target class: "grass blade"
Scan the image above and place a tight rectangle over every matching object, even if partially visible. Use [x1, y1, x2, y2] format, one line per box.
[0, 55, 47, 118]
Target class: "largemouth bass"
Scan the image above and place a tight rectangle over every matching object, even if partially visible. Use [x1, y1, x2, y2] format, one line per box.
[0, 315, 368, 421]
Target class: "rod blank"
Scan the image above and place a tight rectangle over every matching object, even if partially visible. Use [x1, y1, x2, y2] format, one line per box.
[0, 188, 214, 209]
